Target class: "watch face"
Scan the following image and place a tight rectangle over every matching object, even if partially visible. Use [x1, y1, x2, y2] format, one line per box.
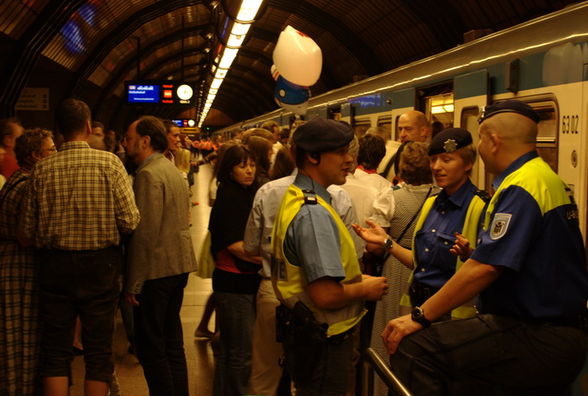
[177, 84, 193, 100]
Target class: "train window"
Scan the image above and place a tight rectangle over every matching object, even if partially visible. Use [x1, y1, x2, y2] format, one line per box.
[377, 116, 392, 140]
[354, 118, 371, 138]
[534, 103, 558, 173]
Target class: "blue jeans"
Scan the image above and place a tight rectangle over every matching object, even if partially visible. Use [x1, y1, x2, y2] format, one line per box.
[213, 292, 256, 396]
[134, 273, 189, 396]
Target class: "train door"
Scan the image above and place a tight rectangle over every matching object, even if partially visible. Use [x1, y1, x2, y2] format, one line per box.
[454, 70, 489, 190]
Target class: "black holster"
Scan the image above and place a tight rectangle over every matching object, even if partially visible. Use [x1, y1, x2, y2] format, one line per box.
[275, 302, 328, 384]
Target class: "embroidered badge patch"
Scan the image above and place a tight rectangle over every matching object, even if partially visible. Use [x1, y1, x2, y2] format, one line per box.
[490, 213, 511, 240]
[443, 139, 457, 153]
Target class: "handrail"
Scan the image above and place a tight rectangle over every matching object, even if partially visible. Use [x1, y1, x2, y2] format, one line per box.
[364, 347, 413, 396]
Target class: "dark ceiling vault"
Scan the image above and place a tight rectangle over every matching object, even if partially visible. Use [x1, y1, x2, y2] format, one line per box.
[0, 0, 580, 126]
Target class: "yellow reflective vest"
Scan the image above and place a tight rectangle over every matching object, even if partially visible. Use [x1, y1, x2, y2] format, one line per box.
[400, 190, 488, 319]
[271, 184, 365, 337]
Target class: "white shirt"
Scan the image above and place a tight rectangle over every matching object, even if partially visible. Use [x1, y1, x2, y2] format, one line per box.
[368, 183, 435, 228]
[377, 140, 402, 181]
[342, 167, 391, 226]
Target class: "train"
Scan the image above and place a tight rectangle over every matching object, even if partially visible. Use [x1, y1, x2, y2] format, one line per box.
[216, 1, 588, 246]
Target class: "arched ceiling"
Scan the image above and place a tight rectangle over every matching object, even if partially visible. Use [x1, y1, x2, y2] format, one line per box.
[0, 0, 581, 127]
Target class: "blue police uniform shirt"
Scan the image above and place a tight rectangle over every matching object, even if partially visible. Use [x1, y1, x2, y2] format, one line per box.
[283, 174, 346, 283]
[413, 178, 478, 289]
[472, 151, 588, 319]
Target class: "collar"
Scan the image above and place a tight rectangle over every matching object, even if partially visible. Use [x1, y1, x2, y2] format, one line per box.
[437, 178, 475, 209]
[60, 141, 90, 151]
[492, 151, 538, 191]
[136, 152, 164, 172]
[356, 165, 377, 174]
[293, 173, 332, 204]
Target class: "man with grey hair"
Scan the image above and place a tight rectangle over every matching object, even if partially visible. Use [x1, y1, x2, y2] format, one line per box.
[377, 110, 432, 182]
[124, 116, 197, 396]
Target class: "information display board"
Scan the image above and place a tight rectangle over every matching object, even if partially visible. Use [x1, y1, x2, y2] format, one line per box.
[126, 81, 194, 105]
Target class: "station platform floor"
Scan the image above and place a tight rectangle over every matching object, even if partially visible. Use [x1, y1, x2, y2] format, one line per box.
[70, 163, 216, 396]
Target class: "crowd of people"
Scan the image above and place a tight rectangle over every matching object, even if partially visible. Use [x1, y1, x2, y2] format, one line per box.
[0, 98, 586, 396]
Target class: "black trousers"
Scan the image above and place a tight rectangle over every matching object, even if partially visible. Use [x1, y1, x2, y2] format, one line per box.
[39, 246, 121, 382]
[134, 273, 189, 396]
[390, 314, 587, 396]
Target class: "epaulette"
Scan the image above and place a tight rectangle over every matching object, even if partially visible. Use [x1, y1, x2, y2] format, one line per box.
[475, 189, 491, 203]
[301, 189, 318, 205]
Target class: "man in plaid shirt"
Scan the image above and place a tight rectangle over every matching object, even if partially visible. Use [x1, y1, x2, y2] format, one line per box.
[19, 98, 140, 396]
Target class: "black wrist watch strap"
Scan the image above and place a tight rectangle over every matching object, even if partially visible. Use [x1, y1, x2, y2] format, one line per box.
[411, 306, 432, 328]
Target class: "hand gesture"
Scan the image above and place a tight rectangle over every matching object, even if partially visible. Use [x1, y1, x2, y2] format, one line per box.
[449, 232, 473, 261]
[352, 220, 387, 246]
[381, 314, 423, 354]
[361, 274, 388, 301]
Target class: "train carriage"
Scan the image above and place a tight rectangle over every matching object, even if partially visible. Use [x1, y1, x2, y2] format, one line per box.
[218, 1, 588, 245]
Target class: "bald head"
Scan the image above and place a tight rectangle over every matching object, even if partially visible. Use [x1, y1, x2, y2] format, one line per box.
[398, 110, 431, 143]
[478, 112, 537, 175]
[480, 112, 537, 144]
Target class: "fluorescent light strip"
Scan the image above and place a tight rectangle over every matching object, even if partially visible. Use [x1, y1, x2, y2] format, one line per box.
[198, 0, 264, 127]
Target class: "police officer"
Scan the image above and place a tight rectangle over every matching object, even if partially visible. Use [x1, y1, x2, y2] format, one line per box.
[271, 118, 388, 395]
[367, 101, 588, 394]
[356, 128, 488, 320]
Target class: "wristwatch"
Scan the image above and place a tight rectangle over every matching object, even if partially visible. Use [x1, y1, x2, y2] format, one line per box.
[411, 306, 432, 328]
[383, 235, 393, 250]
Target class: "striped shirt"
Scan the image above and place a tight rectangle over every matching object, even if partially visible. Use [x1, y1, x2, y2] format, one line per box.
[20, 141, 140, 250]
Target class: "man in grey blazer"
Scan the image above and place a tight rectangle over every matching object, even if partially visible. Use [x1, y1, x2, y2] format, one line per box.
[123, 115, 197, 396]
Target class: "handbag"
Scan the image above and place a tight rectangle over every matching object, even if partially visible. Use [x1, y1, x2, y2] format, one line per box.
[196, 231, 215, 279]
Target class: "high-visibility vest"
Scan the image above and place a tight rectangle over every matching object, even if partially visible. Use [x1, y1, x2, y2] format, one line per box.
[400, 190, 488, 319]
[271, 184, 365, 337]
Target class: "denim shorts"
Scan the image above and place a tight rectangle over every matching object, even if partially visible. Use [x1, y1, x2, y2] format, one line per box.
[38, 246, 121, 382]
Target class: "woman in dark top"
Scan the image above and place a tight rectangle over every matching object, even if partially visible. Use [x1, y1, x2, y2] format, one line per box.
[209, 144, 261, 396]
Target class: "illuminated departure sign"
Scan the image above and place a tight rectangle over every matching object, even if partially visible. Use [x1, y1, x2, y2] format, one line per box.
[125, 81, 195, 105]
[172, 119, 196, 128]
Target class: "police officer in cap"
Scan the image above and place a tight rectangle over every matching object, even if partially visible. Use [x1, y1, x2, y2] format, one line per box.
[355, 127, 488, 321]
[271, 118, 388, 395]
[363, 100, 588, 394]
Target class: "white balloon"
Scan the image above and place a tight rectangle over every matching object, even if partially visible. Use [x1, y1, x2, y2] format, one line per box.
[273, 25, 322, 87]
[270, 64, 279, 80]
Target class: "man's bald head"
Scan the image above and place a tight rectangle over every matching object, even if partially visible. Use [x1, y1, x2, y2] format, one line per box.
[398, 110, 431, 143]
[478, 112, 538, 175]
[480, 112, 537, 144]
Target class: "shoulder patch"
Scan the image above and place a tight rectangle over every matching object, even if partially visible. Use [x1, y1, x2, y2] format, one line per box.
[475, 189, 491, 203]
[490, 213, 511, 240]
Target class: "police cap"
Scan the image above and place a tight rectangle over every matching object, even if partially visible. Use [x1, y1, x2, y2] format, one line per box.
[428, 128, 472, 156]
[478, 100, 540, 124]
[293, 118, 354, 153]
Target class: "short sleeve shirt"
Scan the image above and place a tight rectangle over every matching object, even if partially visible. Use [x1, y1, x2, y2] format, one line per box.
[413, 179, 478, 289]
[472, 151, 588, 318]
[283, 174, 346, 283]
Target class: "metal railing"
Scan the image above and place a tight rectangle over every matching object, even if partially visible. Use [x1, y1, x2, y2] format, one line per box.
[363, 347, 413, 396]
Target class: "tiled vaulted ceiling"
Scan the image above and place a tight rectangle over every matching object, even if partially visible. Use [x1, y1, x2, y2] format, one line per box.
[0, 0, 580, 126]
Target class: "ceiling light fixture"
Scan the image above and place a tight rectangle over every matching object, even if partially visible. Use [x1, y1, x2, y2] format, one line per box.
[197, 0, 264, 128]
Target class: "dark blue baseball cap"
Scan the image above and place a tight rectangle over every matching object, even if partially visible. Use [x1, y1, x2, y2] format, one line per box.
[478, 100, 540, 124]
[293, 118, 354, 153]
[428, 128, 473, 156]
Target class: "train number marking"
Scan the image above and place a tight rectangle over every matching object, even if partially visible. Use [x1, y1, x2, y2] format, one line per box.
[562, 115, 579, 134]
